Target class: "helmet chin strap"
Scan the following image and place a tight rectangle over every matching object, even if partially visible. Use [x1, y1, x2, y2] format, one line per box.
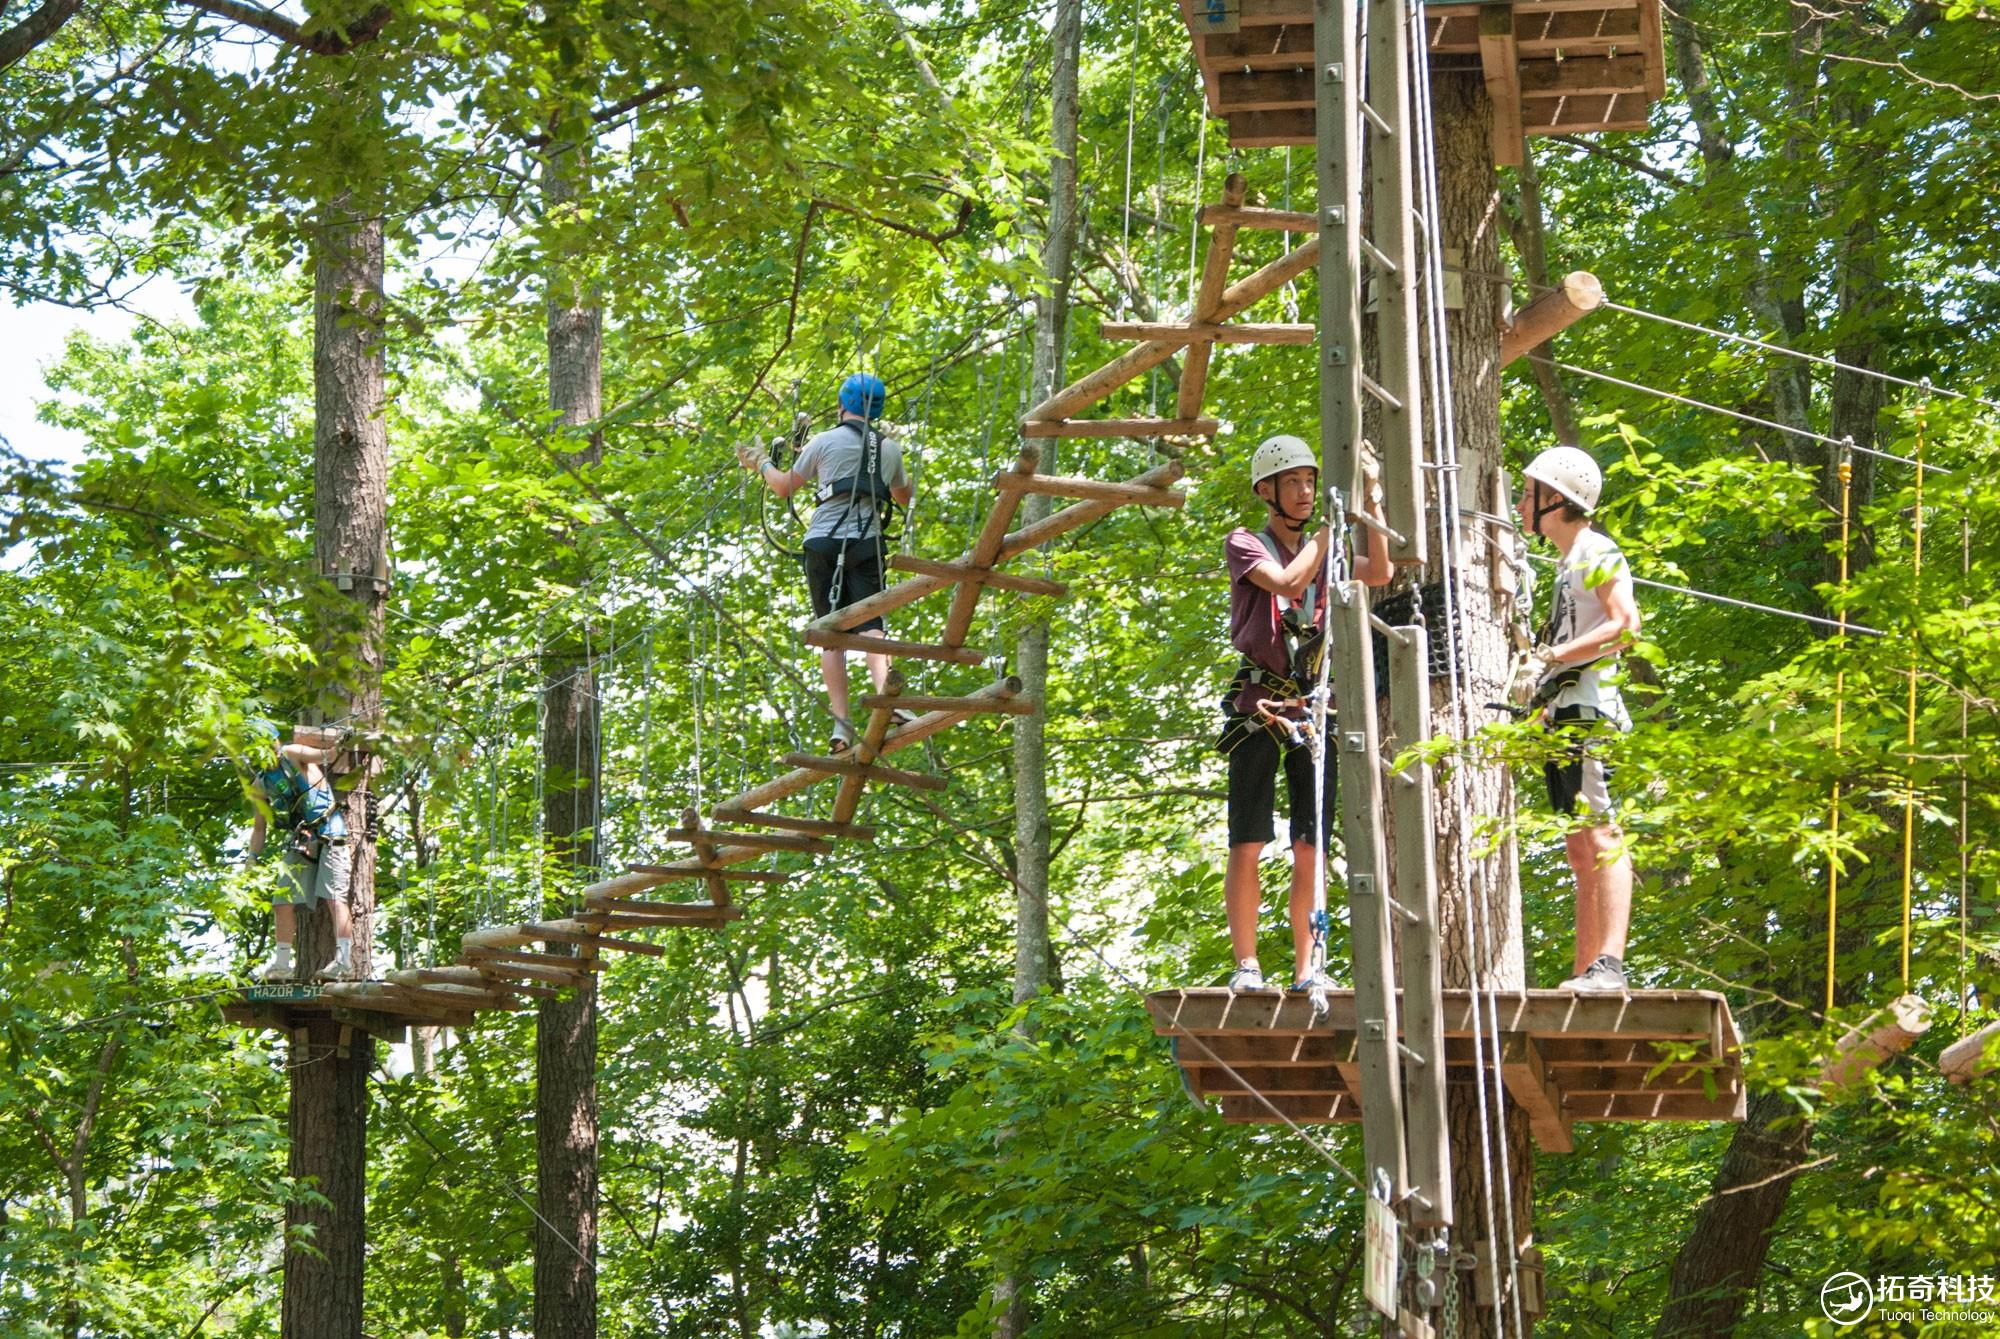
[1528, 481, 1566, 538]
[1262, 476, 1317, 531]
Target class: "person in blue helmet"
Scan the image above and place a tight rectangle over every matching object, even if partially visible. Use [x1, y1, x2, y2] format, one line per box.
[738, 373, 914, 753]
[244, 718, 358, 982]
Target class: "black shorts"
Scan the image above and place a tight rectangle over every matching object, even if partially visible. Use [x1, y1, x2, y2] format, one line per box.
[1226, 722, 1338, 848]
[1544, 704, 1616, 818]
[802, 537, 887, 634]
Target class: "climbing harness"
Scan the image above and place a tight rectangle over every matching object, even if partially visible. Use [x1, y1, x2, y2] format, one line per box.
[1215, 528, 1330, 756]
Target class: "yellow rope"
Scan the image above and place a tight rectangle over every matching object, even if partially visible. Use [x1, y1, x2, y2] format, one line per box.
[1827, 450, 1853, 1014]
[1899, 405, 1927, 987]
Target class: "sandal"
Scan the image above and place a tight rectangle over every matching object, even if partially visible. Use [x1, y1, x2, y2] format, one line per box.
[828, 735, 853, 756]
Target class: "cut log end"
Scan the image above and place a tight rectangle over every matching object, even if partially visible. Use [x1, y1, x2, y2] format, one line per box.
[1819, 994, 1933, 1090]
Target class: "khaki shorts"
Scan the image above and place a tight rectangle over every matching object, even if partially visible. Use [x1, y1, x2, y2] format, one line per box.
[276, 837, 352, 908]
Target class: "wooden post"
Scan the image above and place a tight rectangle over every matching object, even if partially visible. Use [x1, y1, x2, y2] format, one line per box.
[1331, 585, 1409, 1204]
[1315, 0, 1363, 499]
[1176, 172, 1248, 421]
[1367, 0, 1426, 566]
[1498, 271, 1603, 366]
[1940, 1019, 2000, 1085]
[1390, 624, 1451, 1226]
[834, 669, 902, 824]
[1818, 995, 1933, 1089]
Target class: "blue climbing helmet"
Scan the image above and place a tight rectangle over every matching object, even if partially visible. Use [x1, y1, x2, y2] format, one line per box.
[247, 716, 282, 750]
[838, 372, 887, 420]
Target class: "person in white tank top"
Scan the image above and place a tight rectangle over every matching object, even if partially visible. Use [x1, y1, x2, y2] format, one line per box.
[1516, 446, 1642, 994]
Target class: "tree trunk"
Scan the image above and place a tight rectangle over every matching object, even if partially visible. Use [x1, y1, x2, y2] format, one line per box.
[994, 4, 1080, 1335]
[1429, 69, 1536, 1338]
[534, 109, 603, 1339]
[285, 194, 386, 1339]
[1505, 145, 1579, 445]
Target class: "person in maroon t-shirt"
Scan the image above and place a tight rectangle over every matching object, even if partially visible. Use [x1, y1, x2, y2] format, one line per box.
[1220, 434, 1393, 992]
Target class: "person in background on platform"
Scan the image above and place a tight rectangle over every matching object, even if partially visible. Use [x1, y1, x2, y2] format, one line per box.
[246, 718, 357, 983]
[1514, 445, 1641, 993]
[1219, 433, 1393, 993]
[738, 372, 914, 755]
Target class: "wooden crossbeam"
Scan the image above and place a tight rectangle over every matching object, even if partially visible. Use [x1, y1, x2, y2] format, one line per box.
[1519, 52, 1646, 97]
[1099, 321, 1315, 345]
[808, 571, 953, 637]
[997, 460, 1186, 563]
[941, 446, 1038, 645]
[1178, 172, 1247, 419]
[780, 751, 948, 793]
[1147, 988, 1729, 1041]
[1501, 270, 1604, 365]
[580, 897, 742, 921]
[990, 471, 1185, 509]
[1197, 25, 1312, 67]
[1500, 1034, 1575, 1153]
[835, 669, 901, 825]
[710, 808, 878, 841]
[1222, 109, 1314, 147]
[1198, 204, 1317, 232]
[1479, 7, 1525, 166]
[467, 960, 594, 987]
[1018, 416, 1219, 439]
[860, 692, 1036, 717]
[658, 827, 833, 857]
[1214, 1094, 1354, 1124]
[1216, 66, 1313, 111]
[375, 975, 525, 1008]
[388, 967, 551, 999]
[626, 865, 790, 885]
[1521, 93, 1650, 134]
[803, 628, 986, 665]
[888, 554, 1066, 596]
[462, 946, 607, 972]
[1562, 1091, 1747, 1122]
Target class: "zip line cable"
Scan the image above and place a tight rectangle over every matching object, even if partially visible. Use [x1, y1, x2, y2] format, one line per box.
[1514, 548, 1889, 637]
[1825, 450, 1854, 1014]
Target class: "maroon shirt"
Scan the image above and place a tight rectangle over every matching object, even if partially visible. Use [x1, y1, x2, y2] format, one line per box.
[1226, 525, 1324, 716]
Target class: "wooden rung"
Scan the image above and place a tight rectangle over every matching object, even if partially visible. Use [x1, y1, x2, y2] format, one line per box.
[861, 692, 1037, 717]
[581, 898, 742, 922]
[627, 864, 790, 884]
[461, 946, 609, 971]
[802, 629, 986, 666]
[465, 959, 594, 987]
[1098, 321, 1315, 345]
[389, 967, 552, 999]
[711, 808, 877, 841]
[887, 553, 1067, 597]
[1198, 204, 1317, 231]
[779, 751, 949, 792]
[1941, 1019, 2000, 1085]
[1019, 417, 1218, 439]
[658, 827, 833, 856]
[990, 471, 1184, 508]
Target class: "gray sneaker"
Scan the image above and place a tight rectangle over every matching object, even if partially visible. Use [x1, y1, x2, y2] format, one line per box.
[1560, 954, 1629, 993]
[314, 953, 354, 984]
[256, 951, 295, 983]
[1290, 969, 1340, 993]
[1228, 964, 1267, 992]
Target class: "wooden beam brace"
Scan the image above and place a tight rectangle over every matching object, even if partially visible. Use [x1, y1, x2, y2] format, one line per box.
[888, 553, 1067, 597]
[1500, 1033, 1576, 1152]
[466, 959, 594, 987]
[1019, 416, 1219, 439]
[1518, 53, 1647, 97]
[860, 692, 1037, 717]
[580, 897, 743, 920]
[1216, 66, 1314, 111]
[677, 805, 730, 908]
[1178, 172, 1248, 419]
[658, 827, 833, 857]
[625, 865, 790, 885]
[779, 751, 949, 792]
[940, 446, 1037, 645]
[806, 572, 953, 637]
[710, 808, 878, 841]
[461, 946, 608, 972]
[1819, 994, 1932, 1090]
[1198, 204, 1318, 232]
[996, 459, 1186, 563]
[1478, 7, 1524, 167]
[1501, 270, 1604, 365]
[1941, 1019, 2000, 1086]
[1099, 321, 1316, 345]
[990, 471, 1185, 509]
[836, 668, 901, 824]
[802, 628, 986, 665]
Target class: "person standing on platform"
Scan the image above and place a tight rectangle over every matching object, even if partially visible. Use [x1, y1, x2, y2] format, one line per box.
[1218, 434, 1393, 993]
[1514, 445, 1642, 993]
[739, 373, 914, 755]
[246, 718, 358, 983]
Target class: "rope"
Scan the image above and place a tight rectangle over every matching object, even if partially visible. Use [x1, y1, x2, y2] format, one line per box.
[1825, 448, 1854, 1014]
[1526, 356, 1949, 474]
[1515, 549, 1888, 637]
[1117, 0, 1143, 322]
[1960, 488, 1972, 1020]
[1186, 79, 1208, 311]
[1898, 403, 1927, 988]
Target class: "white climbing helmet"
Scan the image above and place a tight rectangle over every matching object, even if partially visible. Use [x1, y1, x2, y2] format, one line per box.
[1250, 433, 1317, 490]
[1522, 445, 1602, 512]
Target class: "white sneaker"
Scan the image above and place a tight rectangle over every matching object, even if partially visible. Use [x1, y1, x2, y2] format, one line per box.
[1228, 964, 1268, 992]
[257, 952, 295, 983]
[314, 954, 354, 983]
[1559, 955, 1629, 993]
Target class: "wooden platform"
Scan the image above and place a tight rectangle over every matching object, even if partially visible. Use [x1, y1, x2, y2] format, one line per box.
[1178, 0, 1666, 160]
[1149, 987, 1743, 1151]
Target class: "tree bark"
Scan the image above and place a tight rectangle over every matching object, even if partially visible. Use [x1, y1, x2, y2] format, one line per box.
[1505, 145, 1579, 445]
[1429, 69, 1536, 1338]
[534, 107, 603, 1339]
[994, 4, 1080, 1335]
[285, 193, 386, 1339]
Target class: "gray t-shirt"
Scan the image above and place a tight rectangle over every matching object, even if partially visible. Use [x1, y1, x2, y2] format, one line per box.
[793, 421, 908, 542]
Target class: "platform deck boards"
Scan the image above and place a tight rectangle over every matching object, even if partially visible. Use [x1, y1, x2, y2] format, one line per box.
[1150, 987, 1744, 1145]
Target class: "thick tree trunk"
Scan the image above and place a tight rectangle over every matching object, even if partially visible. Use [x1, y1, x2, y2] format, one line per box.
[994, 4, 1080, 1336]
[285, 196, 386, 1339]
[1506, 146, 1579, 445]
[1429, 70, 1536, 1338]
[535, 114, 602, 1339]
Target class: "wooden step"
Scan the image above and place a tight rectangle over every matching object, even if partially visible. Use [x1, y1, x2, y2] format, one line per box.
[710, 808, 877, 841]
[1019, 416, 1217, 439]
[990, 471, 1184, 508]
[580, 900, 742, 925]
[860, 692, 1037, 717]
[460, 946, 608, 972]
[627, 864, 790, 884]
[887, 554, 1067, 597]
[659, 826, 834, 856]
[1197, 204, 1317, 231]
[780, 752, 949, 792]
[802, 629, 986, 665]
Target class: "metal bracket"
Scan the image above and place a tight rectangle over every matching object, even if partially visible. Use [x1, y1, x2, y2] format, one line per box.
[1363, 1019, 1387, 1041]
[1324, 61, 1345, 83]
[1344, 730, 1367, 754]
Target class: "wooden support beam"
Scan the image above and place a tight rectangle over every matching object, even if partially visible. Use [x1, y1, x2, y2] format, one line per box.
[1019, 416, 1219, 439]
[996, 460, 1187, 563]
[1561, 1091, 1747, 1122]
[1178, 172, 1248, 420]
[1024, 238, 1319, 423]
[710, 808, 878, 841]
[1637, 0, 1666, 97]
[580, 898, 742, 922]
[1213, 1094, 1355, 1123]
[1199, 203, 1318, 232]
[1478, 7, 1524, 167]
[940, 447, 1037, 646]
[1216, 66, 1314, 111]
[888, 553, 1067, 597]
[1500, 1034, 1576, 1153]
[676, 806, 733, 908]
[1190, 1064, 1354, 1095]
[1500, 270, 1604, 365]
[990, 471, 1185, 509]
[1198, 25, 1313, 66]
[461, 946, 608, 972]
[1100, 321, 1314, 345]
[577, 870, 670, 903]
[1819, 994, 1932, 1089]
[1518, 53, 1647, 97]
[802, 628, 986, 665]
[1148, 987, 1732, 1041]
[780, 751, 949, 793]
[1941, 1019, 2000, 1085]
[861, 692, 1036, 717]
[625, 865, 790, 885]
[1223, 108, 1315, 147]
[1366, 0, 1426, 566]
[388, 966, 551, 999]
[807, 572, 953, 637]
[1521, 93, 1650, 134]
[835, 668, 901, 825]
[658, 827, 833, 857]
[467, 959, 594, 988]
